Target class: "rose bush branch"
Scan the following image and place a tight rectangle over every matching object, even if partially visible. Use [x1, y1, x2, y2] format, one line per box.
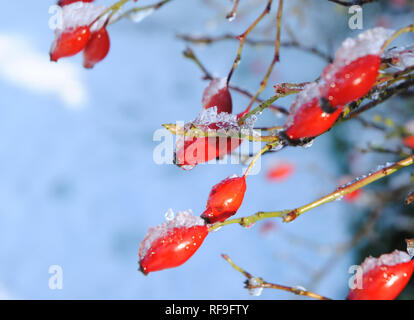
[243, 0, 284, 114]
[209, 155, 414, 231]
[221, 254, 331, 300]
[227, 0, 273, 84]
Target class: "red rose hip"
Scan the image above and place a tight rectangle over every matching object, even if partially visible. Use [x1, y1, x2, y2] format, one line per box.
[50, 26, 91, 62]
[58, 0, 94, 6]
[83, 27, 110, 69]
[347, 250, 414, 300]
[284, 97, 343, 141]
[139, 210, 208, 274]
[202, 78, 233, 114]
[323, 55, 381, 106]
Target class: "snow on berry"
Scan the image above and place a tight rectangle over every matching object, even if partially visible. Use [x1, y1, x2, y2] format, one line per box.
[58, 2, 108, 32]
[202, 78, 233, 114]
[347, 250, 414, 300]
[201, 175, 246, 224]
[174, 107, 253, 170]
[384, 44, 414, 70]
[324, 27, 394, 81]
[50, 2, 109, 62]
[138, 209, 208, 274]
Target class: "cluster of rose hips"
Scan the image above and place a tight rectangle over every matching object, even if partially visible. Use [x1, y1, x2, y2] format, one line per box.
[50, 0, 111, 68]
[174, 28, 391, 171]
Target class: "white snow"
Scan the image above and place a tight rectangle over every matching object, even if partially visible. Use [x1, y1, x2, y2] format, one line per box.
[248, 277, 263, 296]
[138, 209, 205, 259]
[385, 45, 414, 70]
[360, 250, 411, 275]
[285, 82, 322, 128]
[202, 78, 228, 108]
[58, 2, 108, 32]
[128, 8, 155, 23]
[0, 34, 87, 108]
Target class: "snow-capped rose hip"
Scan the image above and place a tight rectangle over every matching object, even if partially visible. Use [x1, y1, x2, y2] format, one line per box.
[83, 27, 110, 68]
[50, 26, 91, 62]
[347, 250, 414, 300]
[284, 97, 343, 141]
[201, 175, 246, 224]
[139, 210, 208, 274]
[322, 55, 381, 106]
[202, 78, 233, 114]
[58, 0, 94, 6]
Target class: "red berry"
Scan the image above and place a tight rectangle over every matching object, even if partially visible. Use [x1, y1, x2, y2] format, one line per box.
[266, 162, 294, 182]
[347, 251, 414, 300]
[50, 26, 91, 62]
[83, 27, 110, 69]
[201, 176, 246, 224]
[284, 98, 343, 141]
[323, 55, 381, 106]
[403, 136, 414, 149]
[58, 0, 94, 6]
[139, 211, 208, 274]
[202, 78, 233, 114]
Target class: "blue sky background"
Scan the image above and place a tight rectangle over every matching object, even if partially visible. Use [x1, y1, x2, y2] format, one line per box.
[0, 0, 411, 299]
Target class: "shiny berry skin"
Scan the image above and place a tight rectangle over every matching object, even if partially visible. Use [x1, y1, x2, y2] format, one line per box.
[403, 136, 414, 149]
[50, 26, 91, 62]
[202, 78, 233, 114]
[201, 176, 246, 224]
[323, 55, 381, 107]
[266, 162, 294, 182]
[139, 225, 208, 275]
[347, 259, 414, 300]
[83, 27, 110, 69]
[58, 0, 94, 6]
[284, 98, 343, 141]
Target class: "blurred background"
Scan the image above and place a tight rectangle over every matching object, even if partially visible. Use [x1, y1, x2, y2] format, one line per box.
[0, 0, 413, 299]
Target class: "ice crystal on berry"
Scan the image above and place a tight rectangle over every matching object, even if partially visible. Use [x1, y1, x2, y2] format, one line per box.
[360, 250, 411, 275]
[58, 2, 108, 33]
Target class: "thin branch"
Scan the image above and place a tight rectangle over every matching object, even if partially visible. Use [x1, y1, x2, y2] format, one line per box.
[227, 0, 273, 84]
[221, 254, 331, 300]
[226, 0, 240, 21]
[162, 123, 281, 143]
[177, 34, 333, 62]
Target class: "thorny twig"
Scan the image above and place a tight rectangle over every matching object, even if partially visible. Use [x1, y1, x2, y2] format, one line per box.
[177, 34, 333, 62]
[227, 0, 273, 84]
[221, 254, 331, 300]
